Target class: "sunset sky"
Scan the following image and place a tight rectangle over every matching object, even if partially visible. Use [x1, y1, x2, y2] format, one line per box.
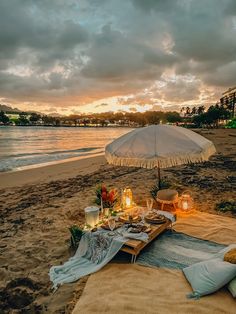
[0, 0, 236, 115]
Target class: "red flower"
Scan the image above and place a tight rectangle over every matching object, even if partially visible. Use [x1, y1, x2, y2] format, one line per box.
[102, 191, 107, 201]
[108, 190, 115, 202]
[101, 185, 107, 193]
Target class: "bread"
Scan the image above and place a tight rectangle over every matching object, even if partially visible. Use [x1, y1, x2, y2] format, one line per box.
[224, 248, 236, 264]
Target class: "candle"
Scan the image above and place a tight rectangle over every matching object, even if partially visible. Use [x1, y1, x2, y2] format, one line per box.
[182, 201, 188, 210]
[84, 206, 99, 228]
[126, 196, 131, 207]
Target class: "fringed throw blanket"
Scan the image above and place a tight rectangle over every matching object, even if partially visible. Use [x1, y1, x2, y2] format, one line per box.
[49, 231, 125, 290]
[49, 227, 150, 290]
[50, 211, 175, 289]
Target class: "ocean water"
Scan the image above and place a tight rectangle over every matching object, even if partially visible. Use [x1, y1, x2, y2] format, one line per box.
[0, 126, 131, 172]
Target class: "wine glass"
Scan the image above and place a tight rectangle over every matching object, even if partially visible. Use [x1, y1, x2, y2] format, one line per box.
[108, 217, 116, 236]
[139, 207, 148, 224]
[146, 198, 153, 212]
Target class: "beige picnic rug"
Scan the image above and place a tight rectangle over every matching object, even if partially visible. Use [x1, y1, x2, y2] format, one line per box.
[73, 211, 236, 314]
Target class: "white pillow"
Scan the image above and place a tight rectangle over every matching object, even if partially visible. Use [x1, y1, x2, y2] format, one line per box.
[183, 257, 236, 298]
[228, 277, 236, 298]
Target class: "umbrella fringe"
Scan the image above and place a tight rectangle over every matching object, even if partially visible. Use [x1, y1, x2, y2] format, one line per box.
[105, 143, 216, 169]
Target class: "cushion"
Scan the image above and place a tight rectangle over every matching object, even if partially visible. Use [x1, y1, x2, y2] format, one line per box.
[156, 189, 178, 201]
[224, 248, 236, 264]
[183, 257, 236, 298]
[228, 277, 236, 298]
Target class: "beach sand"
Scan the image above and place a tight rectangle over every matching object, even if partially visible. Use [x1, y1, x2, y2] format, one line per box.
[0, 129, 235, 313]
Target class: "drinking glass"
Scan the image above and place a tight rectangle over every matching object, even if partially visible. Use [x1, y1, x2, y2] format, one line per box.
[146, 198, 153, 212]
[108, 217, 116, 236]
[139, 207, 148, 224]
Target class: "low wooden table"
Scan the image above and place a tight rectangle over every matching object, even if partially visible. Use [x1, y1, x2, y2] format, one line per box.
[120, 219, 172, 263]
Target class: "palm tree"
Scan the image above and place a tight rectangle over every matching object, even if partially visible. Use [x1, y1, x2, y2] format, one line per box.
[191, 107, 197, 115]
[197, 106, 205, 115]
[186, 107, 191, 115]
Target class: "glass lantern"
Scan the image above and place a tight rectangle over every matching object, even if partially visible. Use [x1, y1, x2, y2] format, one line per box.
[84, 206, 99, 228]
[179, 190, 193, 213]
[122, 187, 133, 209]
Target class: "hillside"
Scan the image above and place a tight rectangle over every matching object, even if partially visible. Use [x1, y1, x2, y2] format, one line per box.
[0, 104, 21, 113]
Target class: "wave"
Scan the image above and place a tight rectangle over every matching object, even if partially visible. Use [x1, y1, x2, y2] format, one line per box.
[0, 147, 104, 172]
[5, 147, 100, 159]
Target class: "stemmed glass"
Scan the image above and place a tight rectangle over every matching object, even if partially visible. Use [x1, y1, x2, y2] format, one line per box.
[140, 207, 148, 224]
[146, 198, 153, 212]
[108, 217, 116, 236]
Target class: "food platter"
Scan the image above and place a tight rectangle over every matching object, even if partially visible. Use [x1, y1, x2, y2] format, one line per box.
[119, 214, 141, 223]
[145, 212, 167, 224]
[127, 223, 151, 233]
[100, 221, 123, 230]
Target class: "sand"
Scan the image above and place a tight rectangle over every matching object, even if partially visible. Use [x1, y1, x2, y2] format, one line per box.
[0, 155, 106, 189]
[0, 129, 235, 313]
[73, 211, 236, 314]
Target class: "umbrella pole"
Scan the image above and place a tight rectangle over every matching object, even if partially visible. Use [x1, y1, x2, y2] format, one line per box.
[157, 162, 161, 190]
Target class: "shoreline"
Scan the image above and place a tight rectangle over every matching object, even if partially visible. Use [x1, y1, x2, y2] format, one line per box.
[0, 125, 133, 128]
[0, 154, 106, 189]
[0, 150, 104, 173]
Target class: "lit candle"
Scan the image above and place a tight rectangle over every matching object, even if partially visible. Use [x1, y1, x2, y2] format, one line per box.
[84, 206, 99, 228]
[126, 196, 131, 207]
[182, 201, 188, 210]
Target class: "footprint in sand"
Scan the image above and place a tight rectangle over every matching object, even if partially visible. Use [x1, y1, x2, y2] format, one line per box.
[0, 277, 45, 312]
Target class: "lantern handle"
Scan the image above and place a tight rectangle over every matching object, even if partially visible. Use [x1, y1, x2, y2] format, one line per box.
[181, 190, 192, 197]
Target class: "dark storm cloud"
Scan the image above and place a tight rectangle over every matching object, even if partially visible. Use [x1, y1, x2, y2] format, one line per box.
[82, 25, 176, 80]
[131, 0, 179, 13]
[0, 0, 235, 110]
[0, 0, 88, 70]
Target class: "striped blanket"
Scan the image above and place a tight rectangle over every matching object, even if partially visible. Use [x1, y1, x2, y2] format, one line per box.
[137, 230, 226, 269]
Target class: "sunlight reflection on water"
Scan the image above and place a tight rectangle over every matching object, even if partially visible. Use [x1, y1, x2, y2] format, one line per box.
[0, 126, 132, 171]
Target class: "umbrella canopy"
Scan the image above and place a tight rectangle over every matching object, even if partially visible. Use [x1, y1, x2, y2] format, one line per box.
[105, 124, 216, 169]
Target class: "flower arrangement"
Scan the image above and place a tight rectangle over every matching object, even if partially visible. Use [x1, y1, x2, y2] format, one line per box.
[95, 184, 118, 209]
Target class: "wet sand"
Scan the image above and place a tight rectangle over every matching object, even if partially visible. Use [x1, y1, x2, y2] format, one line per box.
[0, 129, 235, 313]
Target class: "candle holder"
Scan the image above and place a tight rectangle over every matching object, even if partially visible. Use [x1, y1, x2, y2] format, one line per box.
[179, 190, 194, 213]
[84, 206, 100, 229]
[121, 187, 133, 210]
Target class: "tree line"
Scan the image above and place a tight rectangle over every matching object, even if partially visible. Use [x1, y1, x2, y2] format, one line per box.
[181, 103, 234, 128]
[0, 111, 181, 126]
[0, 101, 234, 128]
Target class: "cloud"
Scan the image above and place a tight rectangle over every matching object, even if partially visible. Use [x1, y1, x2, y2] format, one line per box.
[159, 79, 201, 103]
[0, 0, 235, 113]
[129, 107, 138, 112]
[82, 24, 175, 81]
[131, 0, 179, 13]
[95, 103, 108, 108]
[202, 61, 236, 87]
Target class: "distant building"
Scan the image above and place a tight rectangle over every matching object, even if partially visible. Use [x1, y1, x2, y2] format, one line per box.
[220, 86, 236, 117]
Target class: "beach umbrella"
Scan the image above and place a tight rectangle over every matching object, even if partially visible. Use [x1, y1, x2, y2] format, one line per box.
[105, 124, 216, 188]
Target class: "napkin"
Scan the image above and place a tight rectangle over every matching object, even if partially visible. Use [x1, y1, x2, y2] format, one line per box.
[154, 210, 176, 223]
[122, 231, 149, 242]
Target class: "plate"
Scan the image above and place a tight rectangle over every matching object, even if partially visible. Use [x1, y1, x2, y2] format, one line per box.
[100, 222, 123, 230]
[145, 214, 166, 224]
[119, 214, 141, 223]
[127, 224, 151, 233]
